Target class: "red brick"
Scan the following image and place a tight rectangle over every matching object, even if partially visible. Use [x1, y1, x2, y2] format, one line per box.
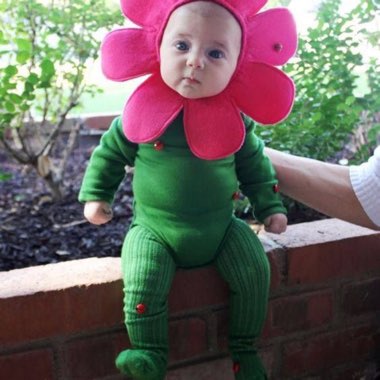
[169, 317, 208, 362]
[0, 258, 124, 346]
[267, 249, 286, 290]
[168, 249, 281, 315]
[282, 326, 377, 377]
[0, 281, 123, 346]
[341, 278, 380, 316]
[0, 291, 64, 346]
[331, 363, 378, 380]
[64, 332, 129, 379]
[264, 291, 333, 337]
[84, 114, 117, 130]
[167, 357, 234, 380]
[0, 349, 54, 380]
[169, 267, 229, 314]
[109, 330, 132, 361]
[65, 281, 124, 331]
[216, 309, 229, 352]
[168, 350, 273, 380]
[287, 234, 380, 285]
[259, 346, 275, 379]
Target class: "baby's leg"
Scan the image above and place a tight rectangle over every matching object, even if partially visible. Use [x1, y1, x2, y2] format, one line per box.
[215, 218, 270, 380]
[116, 225, 176, 380]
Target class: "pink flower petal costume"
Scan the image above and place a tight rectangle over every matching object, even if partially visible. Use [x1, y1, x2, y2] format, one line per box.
[102, 0, 297, 160]
[84, 1, 297, 378]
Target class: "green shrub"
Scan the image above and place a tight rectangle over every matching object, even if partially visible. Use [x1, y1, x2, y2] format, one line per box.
[0, 0, 121, 195]
[256, 0, 379, 162]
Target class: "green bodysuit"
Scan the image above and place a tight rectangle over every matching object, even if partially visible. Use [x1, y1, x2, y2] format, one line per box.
[79, 113, 286, 380]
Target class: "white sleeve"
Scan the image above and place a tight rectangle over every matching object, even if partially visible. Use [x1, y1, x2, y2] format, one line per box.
[349, 146, 380, 227]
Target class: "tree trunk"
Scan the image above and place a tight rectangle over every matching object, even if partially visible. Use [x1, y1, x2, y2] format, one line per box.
[42, 171, 64, 201]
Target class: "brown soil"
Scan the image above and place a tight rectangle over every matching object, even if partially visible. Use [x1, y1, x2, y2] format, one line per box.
[0, 146, 133, 272]
[0, 143, 324, 272]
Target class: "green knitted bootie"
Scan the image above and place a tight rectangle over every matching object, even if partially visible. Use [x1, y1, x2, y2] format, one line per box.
[115, 349, 166, 380]
[232, 352, 267, 380]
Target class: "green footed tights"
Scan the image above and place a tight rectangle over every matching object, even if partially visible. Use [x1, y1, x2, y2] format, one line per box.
[117, 225, 176, 380]
[216, 218, 270, 380]
[116, 219, 269, 380]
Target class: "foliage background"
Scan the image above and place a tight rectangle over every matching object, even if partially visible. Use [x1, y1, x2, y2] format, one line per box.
[256, 0, 380, 164]
[0, 0, 122, 196]
[0, 0, 379, 204]
[0, 0, 379, 271]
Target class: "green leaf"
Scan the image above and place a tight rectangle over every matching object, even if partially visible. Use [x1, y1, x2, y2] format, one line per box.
[15, 38, 32, 53]
[311, 112, 322, 122]
[37, 81, 52, 89]
[3, 82, 17, 90]
[40, 59, 55, 79]
[16, 50, 31, 64]
[9, 93, 22, 104]
[1, 113, 15, 124]
[24, 82, 34, 93]
[4, 65, 18, 77]
[345, 96, 356, 106]
[5, 101, 16, 112]
[27, 73, 39, 85]
[336, 103, 348, 111]
[19, 103, 30, 112]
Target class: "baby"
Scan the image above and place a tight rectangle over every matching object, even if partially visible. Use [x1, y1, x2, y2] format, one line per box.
[80, 1, 296, 379]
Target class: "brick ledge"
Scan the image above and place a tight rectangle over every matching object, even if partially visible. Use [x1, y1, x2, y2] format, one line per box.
[1, 219, 379, 380]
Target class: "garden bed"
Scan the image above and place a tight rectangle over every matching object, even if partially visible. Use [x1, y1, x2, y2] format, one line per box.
[0, 145, 133, 272]
[0, 142, 324, 272]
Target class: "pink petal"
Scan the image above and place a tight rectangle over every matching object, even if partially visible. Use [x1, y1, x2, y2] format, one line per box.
[184, 94, 245, 160]
[224, 0, 267, 16]
[123, 74, 183, 142]
[231, 62, 295, 125]
[119, 0, 269, 29]
[101, 28, 158, 81]
[246, 8, 298, 66]
[120, 0, 175, 28]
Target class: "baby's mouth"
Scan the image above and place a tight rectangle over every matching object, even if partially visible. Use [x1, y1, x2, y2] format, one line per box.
[183, 76, 200, 84]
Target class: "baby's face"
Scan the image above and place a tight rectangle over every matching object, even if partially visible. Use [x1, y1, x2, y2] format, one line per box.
[159, 1, 242, 99]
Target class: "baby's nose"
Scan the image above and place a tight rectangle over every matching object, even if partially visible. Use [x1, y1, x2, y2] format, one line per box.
[187, 52, 204, 69]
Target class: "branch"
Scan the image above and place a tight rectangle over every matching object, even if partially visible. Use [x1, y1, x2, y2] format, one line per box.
[15, 123, 33, 159]
[56, 118, 82, 181]
[35, 97, 78, 158]
[41, 66, 82, 157]
[0, 135, 30, 164]
[40, 88, 50, 132]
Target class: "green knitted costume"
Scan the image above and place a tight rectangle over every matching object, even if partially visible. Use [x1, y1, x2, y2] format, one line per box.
[79, 114, 285, 379]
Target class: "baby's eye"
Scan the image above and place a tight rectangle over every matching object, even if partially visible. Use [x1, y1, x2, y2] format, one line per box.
[175, 41, 189, 51]
[208, 49, 225, 59]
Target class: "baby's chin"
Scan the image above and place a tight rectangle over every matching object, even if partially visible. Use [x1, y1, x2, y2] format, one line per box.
[162, 79, 226, 99]
[175, 86, 223, 100]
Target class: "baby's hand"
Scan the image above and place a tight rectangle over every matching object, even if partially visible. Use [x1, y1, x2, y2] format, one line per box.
[263, 213, 287, 234]
[84, 201, 113, 225]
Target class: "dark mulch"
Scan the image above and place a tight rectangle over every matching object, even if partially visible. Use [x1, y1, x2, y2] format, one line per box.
[0, 140, 324, 272]
[0, 144, 134, 272]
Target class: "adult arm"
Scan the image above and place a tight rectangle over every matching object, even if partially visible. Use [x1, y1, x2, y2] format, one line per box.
[265, 148, 380, 230]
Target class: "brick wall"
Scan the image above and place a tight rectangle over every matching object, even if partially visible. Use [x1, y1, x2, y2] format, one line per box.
[1, 219, 379, 380]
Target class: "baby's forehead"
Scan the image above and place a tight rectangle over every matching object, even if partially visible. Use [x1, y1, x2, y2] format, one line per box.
[181, 0, 226, 15]
[166, 1, 241, 35]
[173, 1, 237, 22]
